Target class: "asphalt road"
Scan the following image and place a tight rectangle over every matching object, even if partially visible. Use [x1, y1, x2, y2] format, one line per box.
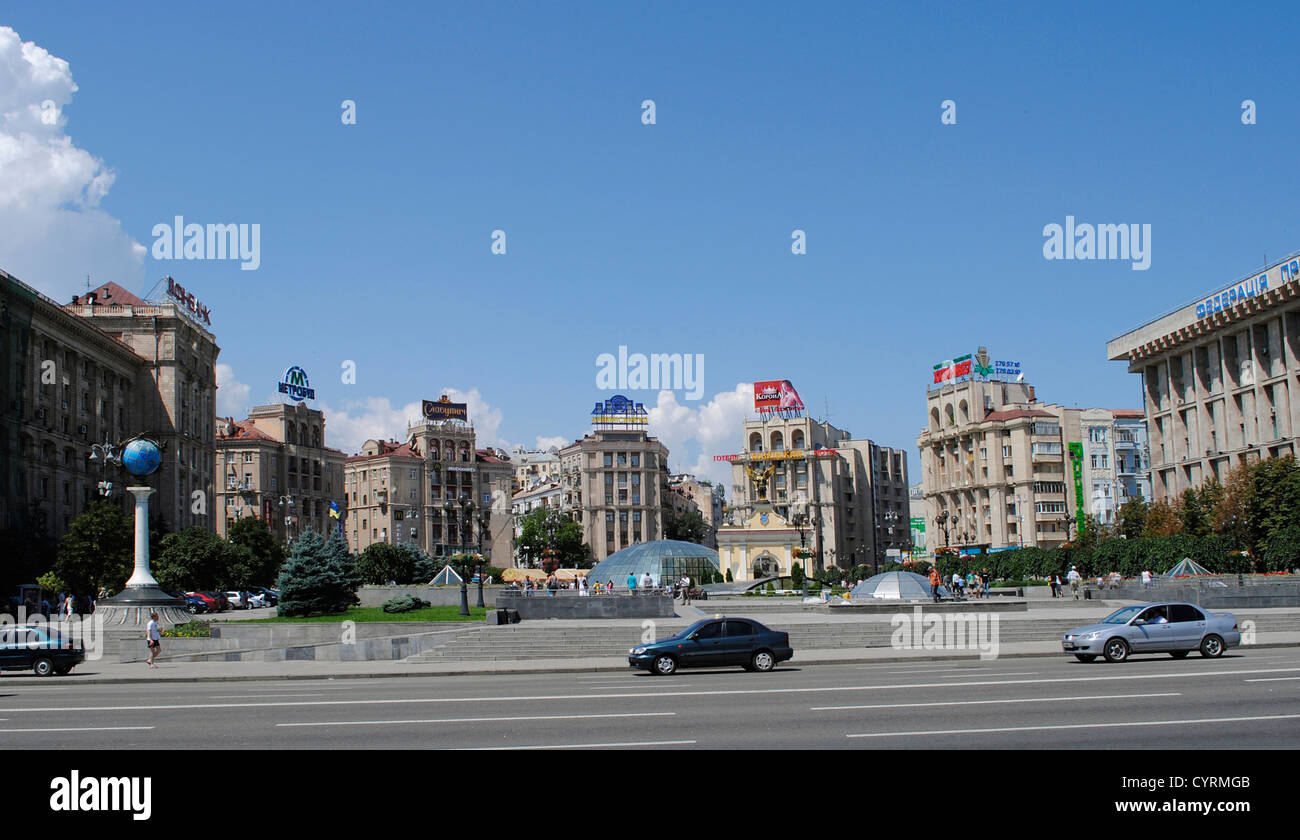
[1, 649, 1297, 749]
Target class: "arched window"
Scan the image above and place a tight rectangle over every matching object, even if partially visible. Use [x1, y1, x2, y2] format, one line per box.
[791, 430, 805, 450]
[959, 400, 969, 423]
[930, 408, 941, 432]
[945, 404, 955, 427]
[749, 432, 762, 452]
[770, 431, 784, 452]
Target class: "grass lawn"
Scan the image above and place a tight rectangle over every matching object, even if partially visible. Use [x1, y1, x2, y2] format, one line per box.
[248, 606, 488, 623]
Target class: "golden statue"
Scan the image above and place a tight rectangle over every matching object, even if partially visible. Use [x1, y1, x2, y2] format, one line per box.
[744, 463, 776, 501]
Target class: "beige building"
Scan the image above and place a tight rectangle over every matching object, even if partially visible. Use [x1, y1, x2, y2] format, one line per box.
[343, 418, 513, 563]
[667, 473, 723, 548]
[724, 416, 909, 576]
[215, 403, 346, 544]
[918, 375, 1145, 550]
[510, 447, 562, 492]
[1107, 253, 1300, 501]
[558, 429, 669, 563]
[1, 273, 219, 541]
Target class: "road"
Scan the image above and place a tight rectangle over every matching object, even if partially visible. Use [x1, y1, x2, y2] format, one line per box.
[1, 649, 1297, 749]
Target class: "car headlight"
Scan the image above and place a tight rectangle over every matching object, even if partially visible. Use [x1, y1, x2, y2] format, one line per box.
[1085, 632, 1101, 640]
[631, 646, 647, 655]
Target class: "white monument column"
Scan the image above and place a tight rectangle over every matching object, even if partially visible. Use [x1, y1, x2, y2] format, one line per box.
[125, 486, 159, 587]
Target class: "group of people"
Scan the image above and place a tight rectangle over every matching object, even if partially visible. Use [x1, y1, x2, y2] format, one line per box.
[927, 568, 992, 602]
[13, 589, 106, 619]
[1049, 567, 1155, 599]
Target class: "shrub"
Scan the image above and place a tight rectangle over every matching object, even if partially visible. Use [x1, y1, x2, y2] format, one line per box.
[725, 568, 734, 583]
[765, 581, 775, 595]
[277, 529, 361, 618]
[790, 562, 803, 590]
[163, 620, 211, 638]
[382, 595, 431, 613]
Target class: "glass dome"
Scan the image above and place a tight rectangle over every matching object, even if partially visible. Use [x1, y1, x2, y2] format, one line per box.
[587, 540, 720, 590]
[849, 571, 950, 600]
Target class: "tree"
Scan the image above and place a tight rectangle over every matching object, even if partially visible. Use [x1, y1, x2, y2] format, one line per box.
[227, 517, 286, 587]
[1213, 463, 1253, 548]
[1142, 500, 1181, 537]
[277, 529, 359, 617]
[664, 509, 710, 545]
[54, 501, 134, 594]
[1262, 523, 1300, 573]
[1246, 455, 1300, 555]
[154, 527, 250, 592]
[1117, 498, 1148, 540]
[790, 562, 804, 590]
[356, 542, 417, 585]
[555, 519, 589, 568]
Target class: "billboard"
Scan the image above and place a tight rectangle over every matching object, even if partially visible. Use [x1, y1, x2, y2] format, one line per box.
[1068, 442, 1086, 533]
[423, 395, 468, 421]
[591, 394, 649, 428]
[713, 449, 836, 462]
[933, 355, 973, 384]
[753, 380, 805, 416]
[278, 366, 315, 401]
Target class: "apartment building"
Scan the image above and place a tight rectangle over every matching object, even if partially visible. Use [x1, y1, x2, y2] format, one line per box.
[558, 430, 670, 563]
[215, 403, 346, 544]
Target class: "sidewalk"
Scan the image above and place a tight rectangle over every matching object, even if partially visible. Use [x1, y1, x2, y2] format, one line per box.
[3, 635, 1296, 686]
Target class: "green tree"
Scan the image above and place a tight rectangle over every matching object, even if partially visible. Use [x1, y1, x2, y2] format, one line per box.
[1142, 500, 1181, 537]
[1247, 455, 1300, 555]
[154, 527, 250, 592]
[227, 516, 286, 587]
[790, 562, 804, 590]
[664, 509, 710, 545]
[277, 529, 359, 617]
[555, 519, 590, 568]
[356, 542, 417, 585]
[1262, 523, 1300, 573]
[54, 500, 134, 594]
[1117, 498, 1148, 540]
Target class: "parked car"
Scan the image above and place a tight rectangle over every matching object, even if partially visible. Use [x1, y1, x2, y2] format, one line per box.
[224, 591, 249, 610]
[245, 593, 268, 609]
[1062, 602, 1242, 663]
[248, 587, 279, 606]
[185, 592, 218, 612]
[179, 593, 209, 614]
[0, 625, 85, 676]
[629, 617, 793, 675]
[200, 592, 230, 612]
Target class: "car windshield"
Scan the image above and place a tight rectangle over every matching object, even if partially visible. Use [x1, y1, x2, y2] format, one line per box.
[667, 620, 711, 640]
[1100, 606, 1144, 624]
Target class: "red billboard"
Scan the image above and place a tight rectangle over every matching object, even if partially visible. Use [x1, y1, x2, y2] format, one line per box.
[754, 380, 805, 414]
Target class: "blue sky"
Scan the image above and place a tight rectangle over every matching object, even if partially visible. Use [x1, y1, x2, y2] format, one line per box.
[4, 2, 1300, 488]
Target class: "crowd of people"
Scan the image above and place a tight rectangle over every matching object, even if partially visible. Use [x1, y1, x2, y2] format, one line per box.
[7, 587, 108, 619]
[505, 571, 698, 601]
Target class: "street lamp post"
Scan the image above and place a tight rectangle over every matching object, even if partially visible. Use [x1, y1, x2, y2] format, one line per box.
[476, 509, 490, 608]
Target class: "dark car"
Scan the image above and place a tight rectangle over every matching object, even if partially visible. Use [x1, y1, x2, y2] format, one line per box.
[179, 593, 209, 614]
[199, 591, 230, 612]
[0, 625, 85, 676]
[185, 592, 219, 612]
[628, 617, 793, 675]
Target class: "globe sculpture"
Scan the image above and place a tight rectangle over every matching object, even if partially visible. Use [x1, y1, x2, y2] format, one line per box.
[122, 438, 161, 476]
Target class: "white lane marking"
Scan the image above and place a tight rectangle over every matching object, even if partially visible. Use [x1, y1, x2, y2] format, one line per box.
[0, 726, 154, 733]
[884, 667, 994, 673]
[211, 693, 325, 699]
[278, 711, 676, 728]
[5, 666, 1297, 713]
[460, 739, 696, 750]
[1243, 676, 1300, 683]
[846, 712, 1300, 738]
[811, 692, 1180, 711]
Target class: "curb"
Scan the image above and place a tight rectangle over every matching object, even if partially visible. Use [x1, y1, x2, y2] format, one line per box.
[1, 641, 1295, 686]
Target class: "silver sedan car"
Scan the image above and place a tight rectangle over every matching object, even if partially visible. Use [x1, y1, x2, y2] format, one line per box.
[1062, 603, 1242, 663]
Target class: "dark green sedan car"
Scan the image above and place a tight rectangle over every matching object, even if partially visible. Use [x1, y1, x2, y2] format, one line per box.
[0, 625, 86, 676]
[628, 617, 793, 675]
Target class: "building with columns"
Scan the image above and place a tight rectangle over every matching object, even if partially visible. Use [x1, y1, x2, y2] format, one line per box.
[1, 271, 219, 542]
[558, 428, 669, 563]
[1108, 252, 1300, 502]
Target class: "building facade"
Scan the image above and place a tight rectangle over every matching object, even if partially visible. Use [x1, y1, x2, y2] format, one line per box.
[667, 473, 723, 548]
[342, 418, 514, 563]
[215, 403, 347, 544]
[1108, 253, 1300, 501]
[509, 447, 562, 492]
[558, 430, 669, 563]
[918, 374, 1148, 549]
[723, 415, 909, 577]
[0, 272, 219, 543]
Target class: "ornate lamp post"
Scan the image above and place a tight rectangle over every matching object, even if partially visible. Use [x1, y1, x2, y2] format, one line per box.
[476, 508, 490, 608]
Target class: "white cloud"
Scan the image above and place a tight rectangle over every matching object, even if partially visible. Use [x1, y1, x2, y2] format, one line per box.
[215, 364, 251, 418]
[535, 435, 570, 451]
[648, 382, 754, 490]
[0, 26, 144, 298]
[319, 386, 512, 456]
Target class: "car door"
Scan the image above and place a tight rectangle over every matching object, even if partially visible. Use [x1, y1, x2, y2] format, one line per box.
[1130, 606, 1174, 651]
[721, 620, 758, 665]
[680, 620, 725, 667]
[1169, 604, 1207, 650]
[0, 628, 16, 669]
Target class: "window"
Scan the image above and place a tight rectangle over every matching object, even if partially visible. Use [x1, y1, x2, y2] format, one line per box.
[604, 453, 613, 468]
[724, 620, 755, 637]
[694, 622, 723, 640]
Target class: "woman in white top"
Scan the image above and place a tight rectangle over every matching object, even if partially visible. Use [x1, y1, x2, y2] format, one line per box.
[145, 612, 161, 669]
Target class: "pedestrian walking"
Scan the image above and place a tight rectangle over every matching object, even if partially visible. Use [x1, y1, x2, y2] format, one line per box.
[627, 572, 637, 595]
[145, 612, 161, 669]
[680, 574, 691, 605]
[1141, 569, 1152, 589]
[1067, 566, 1081, 599]
[929, 567, 942, 603]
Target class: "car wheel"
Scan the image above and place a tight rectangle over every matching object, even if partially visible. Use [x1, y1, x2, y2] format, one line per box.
[751, 650, 775, 672]
[33, 657, 55, 677]
[188, 604, 198, 614]
[1102, 637, 1130, 663]
[1199, 635, 1224, 658]
[54, 665, 72, 676]
[1169, 651, 1189, 659]
[1073, 654, 1096, 662]
[652, 654, 677, 676]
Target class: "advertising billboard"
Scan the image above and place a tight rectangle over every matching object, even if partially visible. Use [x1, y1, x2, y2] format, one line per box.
[933, 354, 973, 384]
[753, 380, 805, 415]
[591, 394, 649, 428]
[423, 395, 468, 421]
[278, 366, 315, 401]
